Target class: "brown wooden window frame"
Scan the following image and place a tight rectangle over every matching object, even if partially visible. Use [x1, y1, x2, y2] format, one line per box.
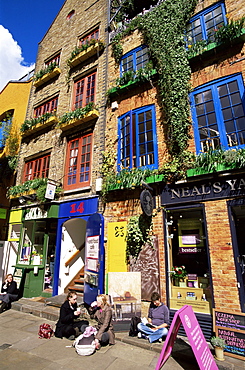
[34, 96, 58, 118]
[45, 53, 61, 67]
[23, 154, 50, 182]
[79, 28, 99, 46]
[73, 72, 96, 110]
[64, 133, 93, 190]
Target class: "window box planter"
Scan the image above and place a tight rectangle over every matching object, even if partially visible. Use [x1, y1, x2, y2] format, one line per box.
[188, 28, 245, 60]
[108, 69, 157, 99]
[145, 174, 165, 183]
[59, 109, 99, 131]
[68, 42, 104, 68]
[21, 115, 58, 137]
[33, 67, 61, 87]
[9, 189, 36, 200]
[186, 163, 238, 177]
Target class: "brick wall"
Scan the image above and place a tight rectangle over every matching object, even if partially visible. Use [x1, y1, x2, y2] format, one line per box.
[18, 0, 108, 197]
[204, 199, 240, 311]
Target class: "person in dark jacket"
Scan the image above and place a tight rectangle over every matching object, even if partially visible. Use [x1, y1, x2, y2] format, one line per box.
[55, 291, 89, 340]
[88, 294, 115, 348]
[0, 273, 19, 313]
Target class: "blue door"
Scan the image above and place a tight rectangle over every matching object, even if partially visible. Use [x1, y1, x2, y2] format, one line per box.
[83, 213, 104, 305]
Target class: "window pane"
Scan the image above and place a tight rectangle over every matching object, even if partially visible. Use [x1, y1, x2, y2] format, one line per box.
[222, 108, 233, 120]
[233, 105, 244, 118]
[225, 120, 235, 133]
[228, 80, 238, 93]
[220, 96, 230, 108]
[237, 117, 245, 131]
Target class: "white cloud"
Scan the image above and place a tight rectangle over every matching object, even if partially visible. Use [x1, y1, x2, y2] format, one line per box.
[0, 25, 35, 91]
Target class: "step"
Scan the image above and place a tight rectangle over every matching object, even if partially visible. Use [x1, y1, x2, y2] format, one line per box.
[68, 285, 84, 293]
[73, 279, 84, 285]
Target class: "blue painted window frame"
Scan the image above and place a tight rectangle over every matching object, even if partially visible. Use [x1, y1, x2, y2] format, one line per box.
[186, 2, 227, 44]
[117, 105, 158, 171]
[120, 45, 149, 77]
[190, 73, 245, 153]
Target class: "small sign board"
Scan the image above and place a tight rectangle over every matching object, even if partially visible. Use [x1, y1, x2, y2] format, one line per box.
[156, 305, 218, 370]
[213, 309, 245, 360]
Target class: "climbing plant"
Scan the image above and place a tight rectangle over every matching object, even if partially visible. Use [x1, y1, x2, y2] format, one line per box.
[126, 214, 153, 261]
[111, 0, 198, 164]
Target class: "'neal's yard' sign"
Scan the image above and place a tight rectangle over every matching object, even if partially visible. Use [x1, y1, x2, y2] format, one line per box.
[213, 309, 245, 360]
[161, 174, 245, 205]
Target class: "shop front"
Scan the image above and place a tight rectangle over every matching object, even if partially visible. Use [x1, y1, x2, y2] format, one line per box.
[53, 196, 105, 304]
[14, 204, 59, 298]
[161, 172, 245, 337]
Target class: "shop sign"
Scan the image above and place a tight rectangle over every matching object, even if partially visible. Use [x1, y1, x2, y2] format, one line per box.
[59, 197, 98, 218]
[156, 305, 218, 370]
[25, 207, 48, 220]
[45, 181, 56, 200]
[213, 309, 245, 360]
[162, 175, 245, 205]
[140, 189, 154, 216]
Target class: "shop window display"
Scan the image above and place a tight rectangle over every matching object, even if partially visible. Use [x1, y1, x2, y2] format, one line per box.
[18, 220, 57, 292]
[166, 207, 213, 314]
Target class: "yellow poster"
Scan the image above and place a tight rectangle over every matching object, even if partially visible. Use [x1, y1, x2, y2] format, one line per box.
[107, 221, 127, 272]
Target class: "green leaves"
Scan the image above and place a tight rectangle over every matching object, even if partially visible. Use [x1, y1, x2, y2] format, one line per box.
[126, 214, 153, 260]
[34, 62, 58, 81]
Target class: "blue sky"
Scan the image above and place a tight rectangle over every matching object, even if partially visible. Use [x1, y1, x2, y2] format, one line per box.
[0, 0, 65, 90]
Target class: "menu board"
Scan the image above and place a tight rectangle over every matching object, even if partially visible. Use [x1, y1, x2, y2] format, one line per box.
[213, 309, 245, 360]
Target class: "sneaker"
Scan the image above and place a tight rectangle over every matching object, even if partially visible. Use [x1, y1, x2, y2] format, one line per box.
[158, 338, 163, 343]
[141, 334, 148, 340]
[68, 335, 75, 341]
[137, 332, 142, 338]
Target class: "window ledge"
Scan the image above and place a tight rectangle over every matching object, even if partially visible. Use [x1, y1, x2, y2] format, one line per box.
[187, 28, 245, 60]
[21, 116, 58, 137]
[33, 67, 61, 87]
[59, 109, 99, 131]
[63, 186, 91, 194]
[68, 42, 104, 68]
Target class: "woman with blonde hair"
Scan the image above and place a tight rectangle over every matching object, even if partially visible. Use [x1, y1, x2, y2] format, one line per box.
[0, 273, 19, 313]
[89, 294, 115, 348]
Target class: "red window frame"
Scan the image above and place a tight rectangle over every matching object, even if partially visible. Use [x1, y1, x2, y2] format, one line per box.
[79, 28, 99, 46]
[34, 97, 58, 118]
[73, 73, 96, 110]
[23, 154, 50, 182]
[65, 133, 93, 190]
[45, 54, 60, 67]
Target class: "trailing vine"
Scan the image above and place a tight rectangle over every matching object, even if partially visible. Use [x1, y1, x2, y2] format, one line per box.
[111, 0, 198, 165]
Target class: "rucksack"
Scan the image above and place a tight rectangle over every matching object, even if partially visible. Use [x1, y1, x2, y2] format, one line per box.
[129, 316, 141, 337]
[38, 323, 54, 339]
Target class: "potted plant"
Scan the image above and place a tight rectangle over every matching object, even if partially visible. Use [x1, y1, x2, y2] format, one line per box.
[172, 266, 187, 286]
[210, 336, 226, 361]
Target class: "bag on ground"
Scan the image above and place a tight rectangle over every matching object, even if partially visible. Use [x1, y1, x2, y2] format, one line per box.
[129, 316, 141, 337]
[74, 326, 97, 356]
[38, 323, 54, 339]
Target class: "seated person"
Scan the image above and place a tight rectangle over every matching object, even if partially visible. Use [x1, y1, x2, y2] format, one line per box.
[0, 273, 19, 313]
[137, 291, 169, 343]
[88, 294, 115, 348]
[55, 291, 89, 340]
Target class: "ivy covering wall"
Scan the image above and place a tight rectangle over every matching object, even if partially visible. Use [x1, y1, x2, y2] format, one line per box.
[111, 0, 198, 164]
